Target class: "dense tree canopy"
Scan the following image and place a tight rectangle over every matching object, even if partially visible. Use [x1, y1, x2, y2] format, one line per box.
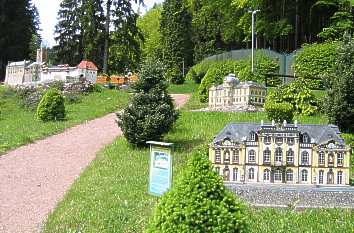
[0, 0, 40, 80]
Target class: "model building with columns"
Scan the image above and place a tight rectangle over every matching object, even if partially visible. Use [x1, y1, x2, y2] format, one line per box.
[209, 121, 351, 185]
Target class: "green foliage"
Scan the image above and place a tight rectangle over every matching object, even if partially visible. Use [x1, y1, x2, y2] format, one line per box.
[324, 35, 354, 133]
[36, 89, 66, 121]
[137, 4, 163, 60]
[267, 80, 319, 116]
[265, 101, 294, 123]
[294, 42, 339, 89]
[160, 0, 193, 76]
[145, 150, 248, 233]
[167, 66, 185, 85]
[117, 60, 179, 146]
[186, 60, 215, 84]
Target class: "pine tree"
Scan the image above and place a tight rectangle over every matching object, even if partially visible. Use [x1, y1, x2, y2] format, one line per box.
[81, 0, 105, 69]
[54, 0, 83, 65]
[325, 34, 354, 132]
[116, 59, 179, 146]
[160, 0, 193, 80]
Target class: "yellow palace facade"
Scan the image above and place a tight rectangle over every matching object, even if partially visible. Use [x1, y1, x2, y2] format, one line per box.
[209, 121, 351, 185]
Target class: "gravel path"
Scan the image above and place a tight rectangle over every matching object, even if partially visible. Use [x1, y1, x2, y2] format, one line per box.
[0, 94, 190, 233]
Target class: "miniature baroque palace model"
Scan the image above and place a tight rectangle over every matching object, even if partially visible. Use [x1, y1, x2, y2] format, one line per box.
[209, 121, 351, 185]
[208, 74, 267, 109]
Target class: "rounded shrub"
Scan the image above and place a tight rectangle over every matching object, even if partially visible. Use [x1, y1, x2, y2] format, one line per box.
[145, 149, 249, 233]
[265, 101, 294, 123]
[294, 42, 339, 89]
[36, 88, 65, 121]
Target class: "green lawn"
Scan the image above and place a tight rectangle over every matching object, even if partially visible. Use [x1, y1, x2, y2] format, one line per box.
[42, 94, 353, 233]
[0, 87, 129, 154]
[168, 80, 200, 94]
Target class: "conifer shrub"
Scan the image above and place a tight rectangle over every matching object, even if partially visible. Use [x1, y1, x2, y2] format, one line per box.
[36, 88, 66, 121]
[145, 149, 249, 233]
[324, 35, 354, 133]
[117, 60, 179, 146]
[265, 101, 294, 123]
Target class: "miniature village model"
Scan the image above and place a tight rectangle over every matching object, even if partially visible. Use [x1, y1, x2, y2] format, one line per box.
[209, 121, 351, 185]
[208, 74, 267, 111]
[4, 49, 98, 86]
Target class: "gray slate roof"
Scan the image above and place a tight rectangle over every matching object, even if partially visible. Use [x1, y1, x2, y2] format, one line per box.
[213, 123, 345, 145]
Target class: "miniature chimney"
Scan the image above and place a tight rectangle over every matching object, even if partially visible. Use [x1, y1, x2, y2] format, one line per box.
[261, 120, 264, 126]
[283, 120, 287, 127]
[272, 120, 275, 126]
[294, 120, 298, 127]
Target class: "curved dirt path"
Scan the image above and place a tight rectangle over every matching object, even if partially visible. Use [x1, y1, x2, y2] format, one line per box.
[0, 94, 190, 233]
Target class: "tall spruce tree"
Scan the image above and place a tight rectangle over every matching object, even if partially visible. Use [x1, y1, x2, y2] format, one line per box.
[325, 34, 354, 132]
[0, 0, 39, 80]
[54, 0, 83, 65]
[160, 0, 193, 77]
[82, 0, 105, 69]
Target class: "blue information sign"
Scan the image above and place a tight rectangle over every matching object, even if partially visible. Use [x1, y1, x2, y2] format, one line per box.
[147, 141, 173, 197]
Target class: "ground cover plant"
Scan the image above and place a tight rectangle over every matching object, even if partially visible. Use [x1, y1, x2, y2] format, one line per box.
[42, 93, 353, 233]
[0, 87, 128, 154]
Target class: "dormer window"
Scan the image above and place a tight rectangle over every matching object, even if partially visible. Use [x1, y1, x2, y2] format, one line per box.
[303, 133, 310, 143]
[250, 132, 256, 141]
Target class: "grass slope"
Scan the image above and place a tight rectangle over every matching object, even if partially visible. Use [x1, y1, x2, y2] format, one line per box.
[42, 103, 353, 233]
[0, 87, 128, 154]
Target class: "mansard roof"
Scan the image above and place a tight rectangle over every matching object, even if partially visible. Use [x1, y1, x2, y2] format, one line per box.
[212, 123, 345, 145]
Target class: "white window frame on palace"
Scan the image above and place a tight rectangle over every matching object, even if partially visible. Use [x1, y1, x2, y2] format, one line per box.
[232, 149, 239, 164]
[248, 150, 256, 163]
[264, 136, 271, 144]
[303, 133, 310, 143]
[318, 151, 325, 165]
[301, 169, 308, 182]
[274, 169, 282, 182]
[250, 132, 256, 141]
[275, 147, 282, 162]
[301, 151, 309, 165]
[337, 171, 343, 184]
[286, 169, 293, 182]
[233, 168, 238, 181]
[215, 149, 221, 163]
[263, 169, 270, 181]
[263, 149, 271, 163]
[224, 149, 230, 163]
[248, 168, 255, 180]
[337, 153, 344, 166]
[319, 170, 324, 184]
[286, 149, 294, 164]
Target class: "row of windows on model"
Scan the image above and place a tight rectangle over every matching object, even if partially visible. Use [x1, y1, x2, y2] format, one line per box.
[211, 89, 266, 96]
[248, 133, 311, 144]
[215, 149, 345, 166]
[211, 97, 265, 104]
[215, 167, 344, 185]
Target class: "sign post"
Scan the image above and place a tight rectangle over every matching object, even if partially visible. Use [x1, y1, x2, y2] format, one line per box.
[147, 141, 173, 197]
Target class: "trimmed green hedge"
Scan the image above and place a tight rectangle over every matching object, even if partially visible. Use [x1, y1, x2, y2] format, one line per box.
[36, 88, 65, 121]
[265, 101, 294, 123]
[145, 149, 249, 232]
[294, 42, 339, 89]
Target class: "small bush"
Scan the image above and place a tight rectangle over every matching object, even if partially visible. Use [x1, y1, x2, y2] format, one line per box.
[265, 101, 294, 123]
[117, 60, 179, 146]
[294, 42, 339, 89]
[145, 149, 249, 233]
[267, 79, 319, 116]
[167, 66, 185, 84]
[36, 88, 66, 121]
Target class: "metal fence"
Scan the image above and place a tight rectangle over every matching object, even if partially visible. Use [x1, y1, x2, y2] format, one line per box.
[204, 49, 303, 83]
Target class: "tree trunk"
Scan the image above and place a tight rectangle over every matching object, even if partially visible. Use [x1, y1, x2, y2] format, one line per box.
[103, 0, 111, 74]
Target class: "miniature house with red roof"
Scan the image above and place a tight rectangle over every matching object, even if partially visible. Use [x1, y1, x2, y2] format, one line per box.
[5, 59, 99, 86]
